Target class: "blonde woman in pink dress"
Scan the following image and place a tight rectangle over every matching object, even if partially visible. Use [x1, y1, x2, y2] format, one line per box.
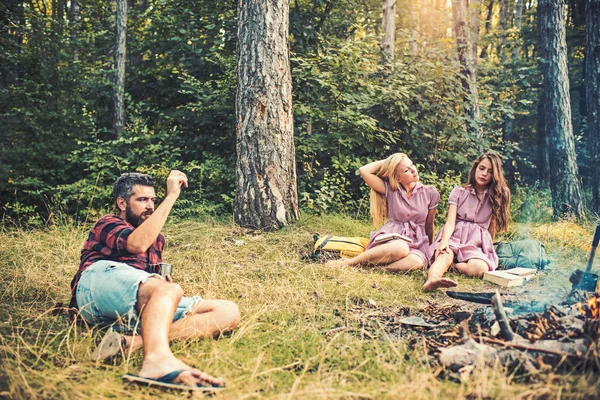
[424, 153, 511, 292]
[328, 153, 440, 272]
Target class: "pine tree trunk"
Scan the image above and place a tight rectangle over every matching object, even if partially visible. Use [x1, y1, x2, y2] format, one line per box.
[1, 0, 24, 88]
[113, 0, 127, 134]
[453, 0, 483, 141]
[480, 0, 495, 59]
[587, 0, 600, 212]
[421, 0, 431, 40]
[410, 3, 419, 54]
[537, 91, 550, 185]
[469, 0, 482, 73]
[513, 0, 523, 60]
[538, 0, 585, 219]
[498, 0, 509, 63]
[235, 0, 300, 231]
[380, 0, 396, 66]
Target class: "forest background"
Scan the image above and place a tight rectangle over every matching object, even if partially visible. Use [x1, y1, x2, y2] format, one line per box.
[1, 0, 599, 226]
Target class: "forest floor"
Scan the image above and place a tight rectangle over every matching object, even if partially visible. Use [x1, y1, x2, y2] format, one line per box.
[0, 215, 599, 399]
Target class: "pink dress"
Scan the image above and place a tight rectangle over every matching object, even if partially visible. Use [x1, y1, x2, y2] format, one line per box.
[429, 186, 498, 271]
[366, 182, 440, 264]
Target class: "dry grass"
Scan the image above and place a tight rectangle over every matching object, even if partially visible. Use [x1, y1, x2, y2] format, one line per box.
[0, 215, 599, 399]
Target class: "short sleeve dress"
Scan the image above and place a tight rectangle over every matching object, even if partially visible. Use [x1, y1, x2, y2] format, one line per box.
[428, 186, 498, 271]
[366, 182, 440, 264]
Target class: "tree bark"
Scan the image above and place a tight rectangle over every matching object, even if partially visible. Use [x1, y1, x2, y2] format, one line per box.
[513, 0, 523, 60]
[586, 0, 600, 212]
[70, 0, 79, 61]
[235, 0, 300, 231]
[480, 0, 495, 59]
[410, 2, 419, 54]
[538, 0, 585, 219]
[469, 0, 482, 72]
[537, 91, 550, 185]
[498, 0, 509, 63]
[380, 0, 396, 66]
[113, 0, 127, 134]
[453, 0, 484, 141]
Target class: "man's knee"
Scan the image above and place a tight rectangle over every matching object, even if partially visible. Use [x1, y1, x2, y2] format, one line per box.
[220, 300, 240, 329]
[138, 278, 184, 306]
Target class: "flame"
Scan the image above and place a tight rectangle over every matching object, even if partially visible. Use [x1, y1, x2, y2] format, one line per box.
[578, 296, 600, 319]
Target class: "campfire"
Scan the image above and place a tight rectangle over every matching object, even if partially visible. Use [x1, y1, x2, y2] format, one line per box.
[578, 294, 600, 320]
[344, 288, 600, 381]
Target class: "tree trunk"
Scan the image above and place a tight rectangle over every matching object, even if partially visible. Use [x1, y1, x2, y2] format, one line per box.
[503, 0, 524, 181]
[432, 0, 444, 38]
[70, 0, 79, 61]
[380, 0, 396, 66]
[113, 0, 127, 134]
[513, 0, 523, 60]
[453, 0, 484, 141]
[498, 0, 509, 63]
[480, 0, 495, 59]
[469, 0, 482, 72]
[586, 0, 600, 212]
[410, 3, 419, 54]
[421, 0, 430, 39]
[538, 0, 585, 219]
[536, 91, 550, 185]
[235, 0, 300, 231]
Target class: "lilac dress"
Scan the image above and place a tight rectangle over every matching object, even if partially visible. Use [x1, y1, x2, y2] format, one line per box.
[366, 182, 440, 264]
[429, 186, 498, 271]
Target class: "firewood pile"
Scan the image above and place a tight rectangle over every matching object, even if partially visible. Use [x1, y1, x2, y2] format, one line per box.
[343, 290, 600, 380]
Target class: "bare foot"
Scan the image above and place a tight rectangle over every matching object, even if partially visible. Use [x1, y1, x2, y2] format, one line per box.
[422, 277, 457, 292]
[325, 259, 350, 268]
[138, 353, 225, 388]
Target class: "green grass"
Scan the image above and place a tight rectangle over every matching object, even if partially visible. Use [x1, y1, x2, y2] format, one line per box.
[0, 215, 599, 399]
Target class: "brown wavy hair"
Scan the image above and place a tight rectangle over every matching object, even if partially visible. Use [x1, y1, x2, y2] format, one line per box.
[466, 153, 511, 232]
[370, 153, 410, 226]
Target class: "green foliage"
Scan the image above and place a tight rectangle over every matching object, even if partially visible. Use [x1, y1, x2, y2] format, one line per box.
[510, 185, 553, 223]
[419, 169, 463, 226]
[0, 0, 595, 225]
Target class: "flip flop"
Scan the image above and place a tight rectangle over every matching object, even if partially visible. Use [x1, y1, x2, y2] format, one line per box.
[91, 330, 126, 362]
[123, 370, 225, 392]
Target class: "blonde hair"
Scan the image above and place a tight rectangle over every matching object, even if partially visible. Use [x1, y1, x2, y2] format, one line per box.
[370, 153, 409, 226]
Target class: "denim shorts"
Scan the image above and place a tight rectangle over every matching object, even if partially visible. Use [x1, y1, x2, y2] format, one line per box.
[76, 260, 201, 332]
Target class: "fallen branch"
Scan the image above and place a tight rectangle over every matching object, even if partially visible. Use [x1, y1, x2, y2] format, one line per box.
[479, 337, 588, 361]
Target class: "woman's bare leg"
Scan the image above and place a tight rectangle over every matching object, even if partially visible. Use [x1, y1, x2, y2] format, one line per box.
[454, 259, 489, 277]
[385, 254, 424, 272]
[326, 240, 409, 268]
[423, 252, 457, 292]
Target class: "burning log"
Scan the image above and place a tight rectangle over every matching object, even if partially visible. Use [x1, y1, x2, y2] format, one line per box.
[578, 294, 600, 342]
[491, 290, 515, 341]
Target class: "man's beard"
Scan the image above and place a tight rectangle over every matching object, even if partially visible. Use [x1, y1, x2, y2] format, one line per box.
[125, 205, 144, 227]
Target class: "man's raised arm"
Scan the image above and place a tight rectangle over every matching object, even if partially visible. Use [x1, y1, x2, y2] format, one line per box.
[126, 170, 188, 254]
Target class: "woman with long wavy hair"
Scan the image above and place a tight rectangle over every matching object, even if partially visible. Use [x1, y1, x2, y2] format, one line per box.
[328, 153, 440, 272]
[424, 152, 510, 291]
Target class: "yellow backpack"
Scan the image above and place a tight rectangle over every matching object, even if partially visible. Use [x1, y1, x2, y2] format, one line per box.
[310, 235, 369, 260]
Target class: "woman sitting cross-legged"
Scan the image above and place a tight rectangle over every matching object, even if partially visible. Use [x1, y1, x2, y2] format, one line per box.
[327, 153, 440, 272]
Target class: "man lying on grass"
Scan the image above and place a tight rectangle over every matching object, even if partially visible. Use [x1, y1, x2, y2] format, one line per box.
[69, 171, 240, 391]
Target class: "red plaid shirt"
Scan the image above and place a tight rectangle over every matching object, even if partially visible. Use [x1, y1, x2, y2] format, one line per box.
[69, 214, 164, 309]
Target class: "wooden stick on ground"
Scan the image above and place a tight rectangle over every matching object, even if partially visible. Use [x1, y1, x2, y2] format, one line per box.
[479, 337, 587, 361]
[491, 289, 514, 341]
